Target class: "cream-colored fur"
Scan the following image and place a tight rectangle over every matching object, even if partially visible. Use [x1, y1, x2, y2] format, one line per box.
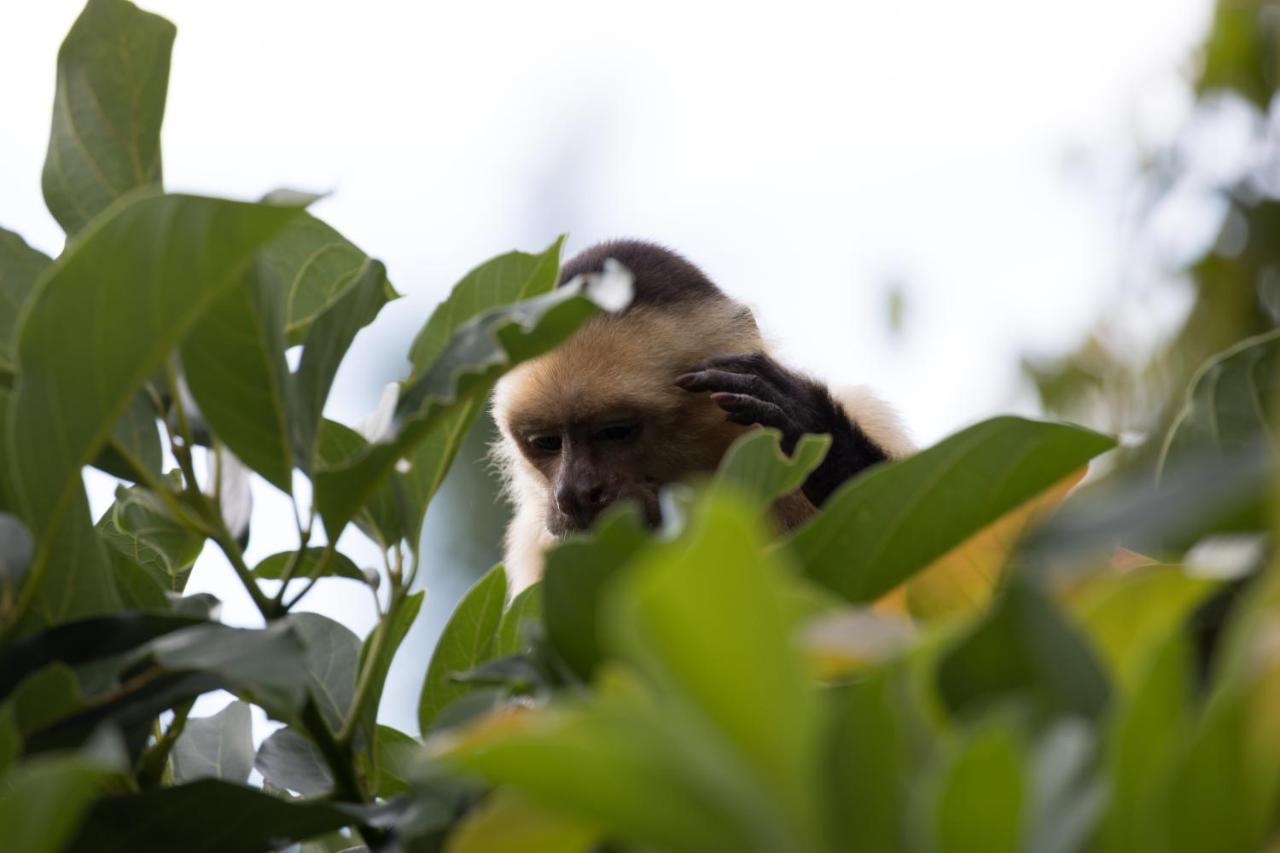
[491, 307, 912, 593]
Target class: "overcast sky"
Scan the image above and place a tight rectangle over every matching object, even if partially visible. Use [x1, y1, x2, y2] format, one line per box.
[1, 0, 1214, 733]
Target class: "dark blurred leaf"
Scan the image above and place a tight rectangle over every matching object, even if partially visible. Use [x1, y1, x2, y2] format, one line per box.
[181, 264, 294, 492]
[291, 613, 361, 730]
[1198, 0, 1280, 108]
[65, 779, 356, 853]
[10, 662, 84, 736]
[0, 704, 17, 772]
[786, 417, 1114, 603]
[372, 724, 416, 798]
[0, 753, 113, 853]
[96, 481, 204, 594]
[292, 260, 393, 469]
[7, 193, 299, 627]
[313, 267, 630, 539]
[713, 429, 829, 507]
[444, 789, 597, 853]
[253, 548, 364, 582]
[0, 512, 34, 590]
[171, 700, 254, 784]
[0, 227, 52, 372]
[1160, 329, 1280, 475]
[254, 727, 333, 796]
[418, 565, 506, 732]
[543, 506, 649, 681]
[937, 577, 1111, 723]
[41, 0, 174, 235]
[0, 610, 203, 698]
[1024, 721, 1104, 853]
[494, 581, 542, 657]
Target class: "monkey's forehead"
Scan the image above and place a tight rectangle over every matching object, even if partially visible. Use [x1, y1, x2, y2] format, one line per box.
[492, 305, 762, 430]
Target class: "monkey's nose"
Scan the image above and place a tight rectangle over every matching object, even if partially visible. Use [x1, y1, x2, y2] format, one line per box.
[556, 483, 611, 530]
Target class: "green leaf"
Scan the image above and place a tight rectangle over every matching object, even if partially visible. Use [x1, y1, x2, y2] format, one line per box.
[495, 581, 542, 657]
[408, 237, 564, 374]
[823, 668, 911, 851]
[41, 0, 175, 235]
[314, 267, 630, 539]
[543, 506, 650, 681]
[292, 260, 394, 467]
[91, 391, 163, 484]
[253, 548, 364, 582]
[65, 779, 357, 853]
[315, 419, 406, 547]
[356, 590, 421, 755]
[0, 704, 18, 773]
[606, 489, 823, 846]
[418, 564, 507, 732]
[96, 481, 205, 594]
[0, 753, 113, 853]
[1160, 329, 1280, 476]
[181, 264, 294, 492]
[257, 211, 398, 346]
[1198, 0, 1279, 108]
[171, 700, 254, 783]
[786, 416, 1115, 603]
[291, 613, 361, 730]
[0, 228, 52, 371]
[713, 429, 830, 506]
[254, 727, 332, 795]
[0, 512, 34, 592]
[9, 662, 85, 736]
[445, 789, 597, 853]
[371, 724, 416, 798]
[927, 723, 1027, 853]
[6, 193, 301, 626]
[937, 577, 1111, 723]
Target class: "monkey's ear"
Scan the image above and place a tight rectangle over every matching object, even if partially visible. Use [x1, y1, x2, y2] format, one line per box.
[734, 305, 758, 329]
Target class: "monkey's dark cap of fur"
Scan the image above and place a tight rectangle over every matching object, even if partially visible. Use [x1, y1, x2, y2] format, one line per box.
[558, 239, 725, 308]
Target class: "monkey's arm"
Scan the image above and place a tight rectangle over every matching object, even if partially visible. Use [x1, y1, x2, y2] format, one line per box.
[676, 352, 903, 506]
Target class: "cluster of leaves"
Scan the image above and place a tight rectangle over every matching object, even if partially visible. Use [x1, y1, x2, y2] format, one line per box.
[1, 2, 1278, 853]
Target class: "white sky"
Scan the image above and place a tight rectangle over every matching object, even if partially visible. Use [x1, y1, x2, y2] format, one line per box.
[1, 0, 1214, 734]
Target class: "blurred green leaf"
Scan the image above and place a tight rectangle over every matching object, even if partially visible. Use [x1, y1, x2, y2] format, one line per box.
[418, 565, 507, 732]
[1161, 329, 1280, 476]
[0, 512, 34, 592]
[0, 228, 52, 372]
[0, 753, 113, 853]
[254, 727, 332, 795]
[10, 662, 85, 736]
[65, 779, 356, 852]
[181, 265, 294, 492]
[356, 590, 422, 753]
[6, 193, 299, 627]
[371, 724, 415, 798]
[171, 700, 254, 784]
[927, 723, 1027, 853]
[313, 267, 630, 539]
[786, 417, 1115, 603]
[41, 0, 174, 235]
[253, 548, 364, 582]
[607, 489, 823, 848]
[713, 429, 829, 507]
[91, 391, 163, 484]
[937, 577, 1111, 723]
[96, 481, 204, 594]
[543, 506, 649, 681]
[495, 581, 542, 658]
[445, 789, 597, 853]
[1198, 0, 1280, 108]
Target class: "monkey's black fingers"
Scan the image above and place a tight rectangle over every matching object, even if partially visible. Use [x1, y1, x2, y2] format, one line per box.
[675, 369, 783, 402]
[711, 392, 797, 434]
[695, 352, 793, 387]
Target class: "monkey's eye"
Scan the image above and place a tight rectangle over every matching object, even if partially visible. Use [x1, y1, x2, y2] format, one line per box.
[596, 422, 639, 442]
[527, 434, 562, 453]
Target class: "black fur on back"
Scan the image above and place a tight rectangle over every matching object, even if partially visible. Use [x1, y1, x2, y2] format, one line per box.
[557, 239, 726, 308]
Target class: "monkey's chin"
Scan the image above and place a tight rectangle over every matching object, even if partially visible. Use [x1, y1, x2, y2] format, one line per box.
[544, 496, 663, 540]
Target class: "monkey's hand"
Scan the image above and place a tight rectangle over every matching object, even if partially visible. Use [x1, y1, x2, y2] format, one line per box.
[676, 352, 888, 506]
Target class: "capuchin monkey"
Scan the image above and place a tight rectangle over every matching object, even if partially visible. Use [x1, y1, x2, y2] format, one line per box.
[491, 240, 912, 591]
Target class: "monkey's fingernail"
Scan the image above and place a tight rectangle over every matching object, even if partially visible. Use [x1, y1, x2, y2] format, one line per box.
[710, 392, 739, 404]
[675, 373, 697, 388]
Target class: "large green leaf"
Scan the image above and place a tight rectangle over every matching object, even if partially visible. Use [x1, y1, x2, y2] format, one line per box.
[356, 590, 421, 756]
[253, 547, 364, 582]
[91, 390, 163, 484]
[1160, 329, 1280, 475]
[542, 506, 650, 681]
[0, 753, 113, 853]
[937, 577, 1111, 723]
[6, 193, 300, 626]
[65, 779, 356, 853]
[785, 416, 1115, 603]
[495, 581, 543, 658]
[607, 489, 823, 847]
[291, 613, 361, 730]
[96, 481, 205, 594]
[0, 512, 34, 596]
[315, 419, 406, 547]
[927, 723, 1027, 853]
[0, 228, 52, 371]
[371, 724, 416, 798]
[171, 700, 254, 784]
[41, 0, 174, 236]
[313, 267, 630, 539]
[418, 565, 507, 732]
[254, 727, 332, 795]
[181, 264, 294, 492]
[713, 429, 829, 507]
